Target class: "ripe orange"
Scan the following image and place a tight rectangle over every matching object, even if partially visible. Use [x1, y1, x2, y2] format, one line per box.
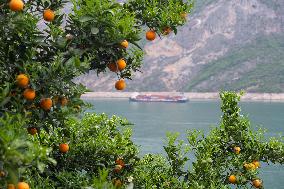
[146, 30, 156, 41]
[27, 127, 37, 135]
[43, 9, 55, 22]
[59, 143, 69, 153]
[114, 165, 123, 173]
[23, 89, 36, 101]
[60, 97, 68, 106]
[8, 184, 15, 189]
[0, 170, 5, 177]
[40, 98, 52, 111]
[181, 12, 187, 19]
[244, 163, 256, 171]
[18, 182, 30, 189]
[120, 40, 129, 48]
[234, 146, 241, 154]
[113, 179, 123, 187]
[115, 158, 125, 167]
[252, 160, 261, 168]
[116, 59, 126, 71]
[115, 80, 126, 90]
[16, 74, 29, 88]
[9, 0, 24, 12]
[252, 179, 262, 188]
[228, 175, 237, 184]
[162, 27, 172, 35]
[108, 62, 118, 72]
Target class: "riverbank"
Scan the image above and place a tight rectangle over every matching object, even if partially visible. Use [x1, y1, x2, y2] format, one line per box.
[81, 92, 284, 101]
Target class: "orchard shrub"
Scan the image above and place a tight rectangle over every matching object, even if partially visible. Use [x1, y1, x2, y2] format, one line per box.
[1, 0, 194, 187]
[0, 114, 53, 187]
[133, 92, 284, 189]
[23, 113, 138, 188]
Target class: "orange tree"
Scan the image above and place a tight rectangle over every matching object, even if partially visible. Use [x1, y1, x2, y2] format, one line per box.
[0, 0, 193, 132]
[133, 92, 284, 188]
[0, 0, 194, 188]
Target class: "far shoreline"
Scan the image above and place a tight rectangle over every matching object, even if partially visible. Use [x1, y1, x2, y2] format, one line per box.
[81, 92, 284, 101]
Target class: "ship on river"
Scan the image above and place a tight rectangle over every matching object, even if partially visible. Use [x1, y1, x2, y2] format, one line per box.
[129, 93, 188, 103]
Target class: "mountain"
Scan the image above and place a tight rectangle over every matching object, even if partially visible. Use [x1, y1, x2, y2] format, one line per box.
[75, 0, 284, 92]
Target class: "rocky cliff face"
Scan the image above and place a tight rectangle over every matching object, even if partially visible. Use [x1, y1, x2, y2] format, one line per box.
[76, 0, 284, 92]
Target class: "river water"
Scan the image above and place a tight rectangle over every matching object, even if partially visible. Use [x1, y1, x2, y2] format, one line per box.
[86, 99, 284, 188]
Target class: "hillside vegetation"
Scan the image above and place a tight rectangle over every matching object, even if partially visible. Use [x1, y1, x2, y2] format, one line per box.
[187, 34, 284, 92]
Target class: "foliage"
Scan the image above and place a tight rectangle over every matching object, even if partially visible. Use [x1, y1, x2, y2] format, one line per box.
[0, 0, 194, 187]
[2, 0, 283, 188]
[22, 113, 138, 188]
[133, 91, 284, 188]
[0, 0, 193, 130]
[0, 113, 52, 187]
[133, 154, 188, 189]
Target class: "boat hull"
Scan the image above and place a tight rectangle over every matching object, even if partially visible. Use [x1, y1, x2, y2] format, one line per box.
[129, 96, 189, 103]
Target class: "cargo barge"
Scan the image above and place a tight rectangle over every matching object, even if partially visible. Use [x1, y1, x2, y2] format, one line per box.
[129, 94, 188, 103]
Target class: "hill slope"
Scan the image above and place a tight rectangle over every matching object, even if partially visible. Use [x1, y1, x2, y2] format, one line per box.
[75, 0, 284, 92]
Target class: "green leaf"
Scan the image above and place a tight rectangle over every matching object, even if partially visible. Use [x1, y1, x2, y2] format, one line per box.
[91, 27, 99, 35]
[79, 16, 94, 23]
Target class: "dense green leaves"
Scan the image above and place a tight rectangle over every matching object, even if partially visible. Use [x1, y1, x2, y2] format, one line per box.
[133, 92, 284, 189]
[0, 114, 53, 187]
[24, 113, 138, 188]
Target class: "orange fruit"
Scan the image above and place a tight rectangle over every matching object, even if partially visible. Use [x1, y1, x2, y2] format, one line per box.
[162, 27, 172, 35]
[115, 80, 126, 90]
[113, 179, 123, 187]
[9, 0, 24, 12]
[114, 165, 123, 173]
[16, 74, 29, 88]
[116, 59, 126, 71]
[244, 163, 256, 171]
[108, 62, 118, 72]
[120, 40, 129, 48]
[23, 89, 36, 101]
[40, 98, 52, 111]
[60, 97, 68, 106]
[252, 179, 262, 188]
[181, 12, 187, 19]
[252, 160, 261, 168]
[115, 158, 125, 167]
[59, 143, 69, 153]
[228, 175, 237, 184]
[146, 30, 156, 41]
[0, 170, 5, 177]
[27, 127, 37, 135]
[43, 9, 55, 22]
[8, 184, 15, 189]
[234, 146, 241, 154]
[17, 182, 29, 189]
